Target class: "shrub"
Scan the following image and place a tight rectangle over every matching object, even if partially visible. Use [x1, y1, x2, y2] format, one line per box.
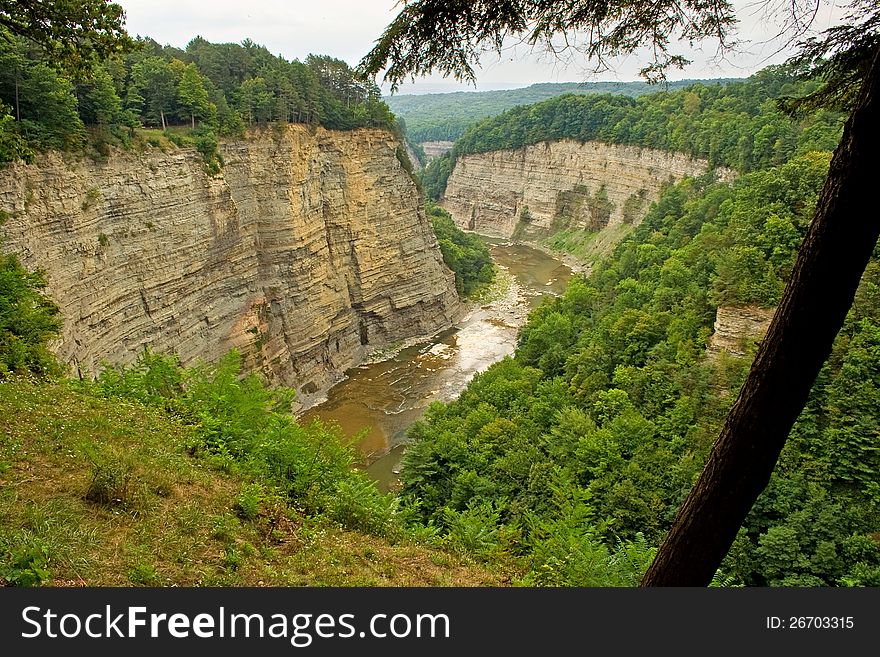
[0, 242, 62, 378]
[327, 476, 400, 537]
[81, 443, 145, 510]
[0, 537, 51, 586]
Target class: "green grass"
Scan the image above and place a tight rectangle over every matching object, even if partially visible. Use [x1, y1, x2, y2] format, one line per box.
[0, 378, 515, 587]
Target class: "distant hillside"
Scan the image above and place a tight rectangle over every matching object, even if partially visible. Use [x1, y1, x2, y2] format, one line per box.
[386, 79, 740, 143]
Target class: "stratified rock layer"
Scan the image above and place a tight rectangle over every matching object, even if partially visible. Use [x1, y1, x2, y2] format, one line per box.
[707, 305, 776, 359]
[0, 125, 460, 403]
[442, 140, 724, 237]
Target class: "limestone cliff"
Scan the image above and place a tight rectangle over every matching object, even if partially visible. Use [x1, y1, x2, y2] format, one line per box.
[0, 125, 461, 405]
[442, 140, 728, 239]
[707, 305, 776, 359]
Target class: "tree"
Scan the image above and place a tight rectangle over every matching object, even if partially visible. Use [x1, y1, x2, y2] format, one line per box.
[362, 0, 880, 585]
[177, 63, 215, 129]
[0, 0, 134, 76]
[237, 76, 274, 125]
[77, 64, 123, 125]
[0, 38, 85, 150]
[129, 56, 179, 130]
[0, 234, 62, 377]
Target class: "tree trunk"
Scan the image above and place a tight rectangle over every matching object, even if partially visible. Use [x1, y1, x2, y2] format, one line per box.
[191, 112, 195, 130]
[641, 46, 880, 587]
[160, 108, 166, 131]
[14, 76, 20, 121]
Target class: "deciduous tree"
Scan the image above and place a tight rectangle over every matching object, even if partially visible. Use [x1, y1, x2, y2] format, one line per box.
[0, 0, 134, 76]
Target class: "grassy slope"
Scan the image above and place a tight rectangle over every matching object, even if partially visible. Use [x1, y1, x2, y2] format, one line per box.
[0, 379, 512, 587]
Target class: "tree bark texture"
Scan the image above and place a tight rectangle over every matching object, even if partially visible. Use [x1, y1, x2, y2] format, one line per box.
[642, 47, 880, 586]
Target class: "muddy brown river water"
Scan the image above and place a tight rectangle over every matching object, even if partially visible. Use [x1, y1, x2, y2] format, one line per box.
[301, 240, 574, 491]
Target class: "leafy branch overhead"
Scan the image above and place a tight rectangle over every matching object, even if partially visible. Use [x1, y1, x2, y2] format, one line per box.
[359, 0, 738, 88]
[0, 0, 135, 76]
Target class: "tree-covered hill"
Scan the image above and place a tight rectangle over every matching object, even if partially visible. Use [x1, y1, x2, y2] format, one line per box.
[421, 67, 844, 200]
[0, 34, 396, 166]
[385, 79, 736, 143]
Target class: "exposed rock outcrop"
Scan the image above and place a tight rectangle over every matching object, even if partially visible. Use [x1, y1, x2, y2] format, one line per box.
[421, 140, 455, 162]
[707, 305, 776, 359]
[0, 125, 461, 405]
[442, 140, 728, 239]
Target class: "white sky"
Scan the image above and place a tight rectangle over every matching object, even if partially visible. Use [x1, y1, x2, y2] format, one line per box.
[116, 0, 848, 93]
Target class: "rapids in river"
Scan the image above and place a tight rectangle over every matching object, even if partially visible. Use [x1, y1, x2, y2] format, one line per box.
[301, 240, 574, 491]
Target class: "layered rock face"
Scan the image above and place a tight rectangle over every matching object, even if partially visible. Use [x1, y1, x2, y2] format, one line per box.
[442, 140, 724, 237]
[0, 125, 461, 404]
[707, 305, 776, 359]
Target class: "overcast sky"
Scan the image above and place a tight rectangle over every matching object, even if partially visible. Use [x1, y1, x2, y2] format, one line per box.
[117, 0, 846, 93]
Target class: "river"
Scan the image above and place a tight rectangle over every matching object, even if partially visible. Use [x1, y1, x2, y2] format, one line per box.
[300, 240, 574, 491]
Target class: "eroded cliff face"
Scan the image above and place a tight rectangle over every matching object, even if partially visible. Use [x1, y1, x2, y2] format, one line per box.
[0, 125, 460, 405]
[442, 140, 726, 239]
[707, 305, 776, 359]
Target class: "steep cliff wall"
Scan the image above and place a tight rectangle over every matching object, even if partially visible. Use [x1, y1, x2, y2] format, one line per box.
[0, 125, 461, 405]
[442, 140, 726, 239]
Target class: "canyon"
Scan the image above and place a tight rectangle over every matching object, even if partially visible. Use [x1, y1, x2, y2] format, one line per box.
[0, 126, 461, 406]
[1, 130, 752, 412]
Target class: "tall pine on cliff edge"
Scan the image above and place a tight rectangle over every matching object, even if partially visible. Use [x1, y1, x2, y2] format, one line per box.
[360, 0, 880, 586]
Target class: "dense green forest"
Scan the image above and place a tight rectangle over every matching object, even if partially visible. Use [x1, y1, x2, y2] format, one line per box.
[421, 67, 843, 200]
[386, 80, 731, 143]
[0, 34, 395, 167]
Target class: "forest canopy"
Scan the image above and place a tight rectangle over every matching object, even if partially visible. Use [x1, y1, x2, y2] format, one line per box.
[0, 33, 397, 166]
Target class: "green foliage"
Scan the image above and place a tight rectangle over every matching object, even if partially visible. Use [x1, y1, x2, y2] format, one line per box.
[127, 562, 160, 586]
[428, 203, 495, 297]
[0, 37, 86, 152]
[327, 477, 400, 538]
[0, 106, 34, 165]
[177, 63, 216, 127]
[89, 350, 401, 538]
[0, 32, 397, 165]
[420, 152, 455, 200]
[440, 501, 509, 560]
[191, 126, 223, 175]
[76, 64, 124, 126]
[0, 240, 62, 378]
[361, 0, 736, 90]
[235, 482, 264, 520]
[0, 1, 134, 78]
[0, 536, 51, 587]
